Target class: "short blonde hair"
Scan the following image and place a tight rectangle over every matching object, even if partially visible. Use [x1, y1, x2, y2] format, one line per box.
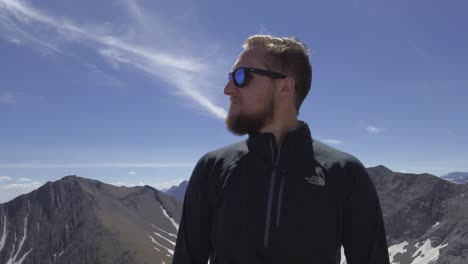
[243, 35, 312, 112]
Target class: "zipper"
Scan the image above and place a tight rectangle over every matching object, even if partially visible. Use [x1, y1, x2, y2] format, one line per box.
[263, 138, 282, 248]
[276, 175, 285, 227]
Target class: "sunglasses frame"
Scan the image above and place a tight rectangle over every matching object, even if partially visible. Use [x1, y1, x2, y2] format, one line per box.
[228, 67, 287, 88]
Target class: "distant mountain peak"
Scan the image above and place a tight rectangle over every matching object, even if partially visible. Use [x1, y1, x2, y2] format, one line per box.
[440, 171, 468, 184]
[164, 180, 188, 203]
[60, 174, 80, 179]
[58, 174, 104, 185]
[367, 165, 393, 173]
[0, 175, 182, 264]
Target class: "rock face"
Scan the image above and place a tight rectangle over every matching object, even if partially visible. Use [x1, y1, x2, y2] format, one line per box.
[164, 181, 188, 203]
[367, 165, 468, 264]
[0, 175, 181, 264]
[441, 172, 468, 184]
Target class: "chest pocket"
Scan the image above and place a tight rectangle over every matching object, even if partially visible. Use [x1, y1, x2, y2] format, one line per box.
[272, 163, 340, 259]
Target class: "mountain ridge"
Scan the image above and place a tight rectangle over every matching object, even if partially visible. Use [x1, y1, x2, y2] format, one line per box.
[0, 175, 181, 264]
[164, 180, 188, 203]
[365, 166, 468, 264]
[2, 167, 468, 264]
[440, 172, 468, 184]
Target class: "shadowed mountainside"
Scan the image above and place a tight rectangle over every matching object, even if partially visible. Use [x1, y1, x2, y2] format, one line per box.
[366, 165, 468, 264]
[0, 175, 181, 264]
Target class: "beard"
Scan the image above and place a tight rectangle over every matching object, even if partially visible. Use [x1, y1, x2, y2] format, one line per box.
[225, 96, 275, 136]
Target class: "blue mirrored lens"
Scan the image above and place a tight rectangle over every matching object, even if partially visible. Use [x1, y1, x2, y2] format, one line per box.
[234, 68, 246, 87]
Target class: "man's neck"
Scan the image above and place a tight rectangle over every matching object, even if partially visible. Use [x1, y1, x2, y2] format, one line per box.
[260, 118, 299, 146]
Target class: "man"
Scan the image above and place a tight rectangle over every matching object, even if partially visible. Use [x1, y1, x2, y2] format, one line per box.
[173, 35, 390, 264]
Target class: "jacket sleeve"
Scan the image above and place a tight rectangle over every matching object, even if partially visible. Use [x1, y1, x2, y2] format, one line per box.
[173, 157, 212, 264]
[342, 161, 390, 264]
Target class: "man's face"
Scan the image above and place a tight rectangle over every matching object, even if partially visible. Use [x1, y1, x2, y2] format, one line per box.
[224, 48, 277, 135]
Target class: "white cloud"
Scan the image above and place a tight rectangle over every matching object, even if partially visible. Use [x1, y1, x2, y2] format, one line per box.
[0, 162, 195, 169]
[0, 181, 44, 203]
[323, 139, 343, 144]
[121, 0, 149, 27]
[360, 120, 384, 134]
[366, 125, 383, 134]
[7, 37, 21, 44]
[0, 176, 12, 181]
[18, 178, 32, 182]
[0, 0, 227, 119]
[1, 181, 42, 190]
[128, 171, 136, 175]
[0, 93, 15, 104]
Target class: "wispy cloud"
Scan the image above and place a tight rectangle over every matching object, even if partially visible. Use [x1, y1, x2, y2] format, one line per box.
[0, 93, 15, 104]
[122, 0, 148, 27]
[0, 0, 227, 119]
[128, 171, 136, 175]
[18, 177, 32, 182]
[0, 176, 12, 181]
[366, 126, 382, 134]
[360, 120, 384, 134]
[0, 181, 42, 190]
[0, 162, 195, 169]
[323, 139, 343, 145]
[0, 180, 44, 203]
[366, 125, 383, 134]
[111, 178, 185, 190]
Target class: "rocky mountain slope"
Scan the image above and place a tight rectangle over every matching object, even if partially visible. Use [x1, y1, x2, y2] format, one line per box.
[2, 166, 467, 264]
[0, 176, 181, 264]
[364, 165, 468, 264]
[164, 181, 188, 203]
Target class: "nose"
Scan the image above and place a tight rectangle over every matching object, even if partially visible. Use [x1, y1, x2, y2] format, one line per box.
[224, 80, 237, 96]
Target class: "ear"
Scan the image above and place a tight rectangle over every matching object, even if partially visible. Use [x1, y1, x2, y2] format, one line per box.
[279, 77, 295, 96]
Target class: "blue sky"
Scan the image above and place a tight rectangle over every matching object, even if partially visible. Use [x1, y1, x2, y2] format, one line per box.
[0, 0, 467, 203]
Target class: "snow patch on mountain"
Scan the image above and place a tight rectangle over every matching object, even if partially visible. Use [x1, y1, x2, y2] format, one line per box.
[148, 234, 174, 255]
[53, 249, 65, 259]
[0, 215, 7, 252]
[153, 231, 176, 246]
[340, 239, 447, 264]
[160, 205, 179, 231]
[152, 224, 177, 238]
[410, 239, 447, 264]
[388, 241, 409, 263]
[6, 215, 32, 264]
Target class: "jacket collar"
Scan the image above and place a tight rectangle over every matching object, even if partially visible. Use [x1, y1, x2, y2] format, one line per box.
[246, 121, 314, 165]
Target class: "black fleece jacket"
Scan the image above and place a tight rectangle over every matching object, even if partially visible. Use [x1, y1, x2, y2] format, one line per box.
[173, 122, 390, 264]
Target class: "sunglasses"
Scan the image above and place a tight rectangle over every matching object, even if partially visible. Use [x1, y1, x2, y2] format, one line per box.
[228, 67, 286, 88]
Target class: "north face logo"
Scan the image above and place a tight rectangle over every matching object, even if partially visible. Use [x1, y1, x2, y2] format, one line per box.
[304, 175, 325, 186]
